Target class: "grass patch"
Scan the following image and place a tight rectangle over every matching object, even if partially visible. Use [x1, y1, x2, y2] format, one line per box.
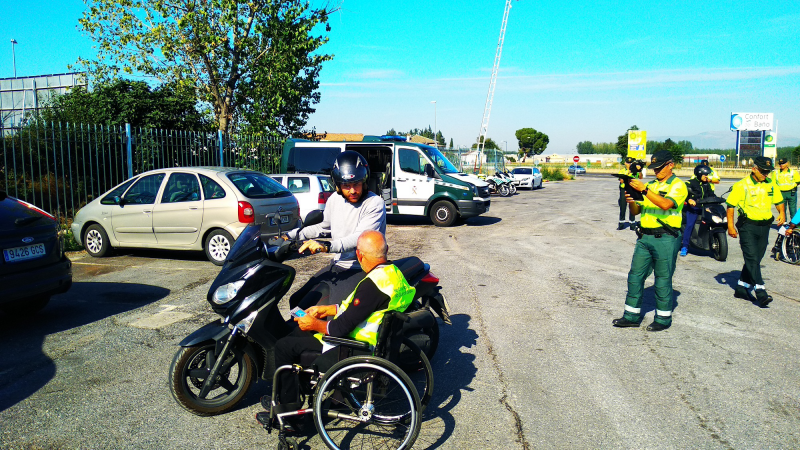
[62, 227, 83, 251]
[540, 166, 569, 181]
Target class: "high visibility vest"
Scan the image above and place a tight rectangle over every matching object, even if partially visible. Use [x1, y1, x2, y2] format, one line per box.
[773, 168, 799, 191]
[316, 264, 415, 347]
[637, 175, 688, 229]
[726, 174, 783, 221]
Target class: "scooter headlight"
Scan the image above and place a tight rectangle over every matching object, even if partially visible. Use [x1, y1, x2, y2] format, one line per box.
[711, 215, 725, 224]
[235, 311, 259, 333]
[213, 280, 245, 305]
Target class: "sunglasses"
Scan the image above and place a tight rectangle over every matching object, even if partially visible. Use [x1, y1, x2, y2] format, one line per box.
[756, 167, 772, 175]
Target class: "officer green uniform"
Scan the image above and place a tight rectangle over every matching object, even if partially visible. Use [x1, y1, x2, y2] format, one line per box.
[772, 158, 800, 219]
[614, 151, 687, 331]
[727, 156, 784, 306]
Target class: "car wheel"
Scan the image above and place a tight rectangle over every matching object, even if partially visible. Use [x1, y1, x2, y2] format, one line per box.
[205, 229, 234, 265]
[84, 224, 112, 257]
[0, 296, 50, 315]
[429, 200, 458, 227]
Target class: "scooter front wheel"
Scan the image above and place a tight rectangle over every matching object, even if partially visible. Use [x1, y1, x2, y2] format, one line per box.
[169, 344, 254, 416]
[712, 233, 728, 261]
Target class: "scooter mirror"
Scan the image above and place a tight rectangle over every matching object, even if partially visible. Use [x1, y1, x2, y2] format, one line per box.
[303, 210, 324, 228]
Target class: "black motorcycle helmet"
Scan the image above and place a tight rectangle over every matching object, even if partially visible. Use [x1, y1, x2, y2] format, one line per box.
[331, 151, 369, 194]
[694, 165, 712, 179]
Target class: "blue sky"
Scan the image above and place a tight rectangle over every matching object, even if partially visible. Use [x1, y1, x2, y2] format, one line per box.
[4, 0, 800, 152]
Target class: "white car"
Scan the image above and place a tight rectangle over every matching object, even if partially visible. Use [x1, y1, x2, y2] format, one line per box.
[71, 167, 300, 265]
[510, 167, 543, 189]
[269, 173, 335, 221]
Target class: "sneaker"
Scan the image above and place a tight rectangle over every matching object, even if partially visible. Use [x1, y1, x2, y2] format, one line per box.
[679, 247, 688, 257]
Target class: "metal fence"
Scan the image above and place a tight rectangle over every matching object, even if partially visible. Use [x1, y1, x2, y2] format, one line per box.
[1, 122, 283, 225]
[441, 147, 507, 175]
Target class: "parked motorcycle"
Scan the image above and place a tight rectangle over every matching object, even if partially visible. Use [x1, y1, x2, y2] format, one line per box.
[496, 171, 518, 194]
[169, 210, 450, 416]
[484, 174, 511, 197]
[685, 188, 730, 261]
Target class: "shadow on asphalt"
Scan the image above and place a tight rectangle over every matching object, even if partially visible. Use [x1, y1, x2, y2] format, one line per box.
[387, 215, 502, 227]
[0, 282, 170, 412]
[714, 270, 742, 290]
[107, 248, 211, 263]
[637, 286, 683, 318]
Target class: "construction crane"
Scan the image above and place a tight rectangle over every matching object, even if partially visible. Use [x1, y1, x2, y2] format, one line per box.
[476, 0, 515, 173]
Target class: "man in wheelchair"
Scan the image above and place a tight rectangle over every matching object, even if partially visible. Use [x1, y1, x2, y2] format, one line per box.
[257, 230, 415, 432]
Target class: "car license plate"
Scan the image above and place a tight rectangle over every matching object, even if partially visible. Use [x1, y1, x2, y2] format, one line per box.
[270, 215, 291, 226]
[3, 243, 46, 263]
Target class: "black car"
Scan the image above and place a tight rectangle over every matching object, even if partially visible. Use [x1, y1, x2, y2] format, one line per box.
[0, 191, 72, 315]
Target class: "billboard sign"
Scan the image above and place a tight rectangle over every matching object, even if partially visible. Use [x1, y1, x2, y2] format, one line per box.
[730, 112, 773, 131]
[627, 130, 646, 160]
[738, 130, 764, 159]
[1, 72, 86, 131]
[763, 131, 778, 159]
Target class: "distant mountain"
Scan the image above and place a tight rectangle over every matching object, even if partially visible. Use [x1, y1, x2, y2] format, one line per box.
[649, 131, 800, 150]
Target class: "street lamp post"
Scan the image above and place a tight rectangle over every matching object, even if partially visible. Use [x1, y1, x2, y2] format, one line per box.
[11, 39, 17, 77]
[430, 100, 437, 148]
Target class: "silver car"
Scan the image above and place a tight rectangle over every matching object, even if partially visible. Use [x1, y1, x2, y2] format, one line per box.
[71, 167, 299, 265]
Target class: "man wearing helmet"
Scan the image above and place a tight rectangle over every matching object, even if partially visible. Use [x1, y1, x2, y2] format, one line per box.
[680, 164, 715, 256]
[285, 151, 388, 310]
[692, 160, 721, 191]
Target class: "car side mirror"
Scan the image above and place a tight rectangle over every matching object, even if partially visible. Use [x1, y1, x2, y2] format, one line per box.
[114, 196, 126, 206]
[424, 164, 437, 178]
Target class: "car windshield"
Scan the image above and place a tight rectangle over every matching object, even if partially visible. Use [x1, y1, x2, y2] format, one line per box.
[533, 168, 540, 174]
[227, 173, 292, 199]
[420, 146, 459, 174]
[512, 168, 531, 175]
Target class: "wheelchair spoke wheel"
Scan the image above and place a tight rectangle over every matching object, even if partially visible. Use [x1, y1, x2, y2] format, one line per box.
[781, 232, 800, 265]
[313, 357, 421, 450]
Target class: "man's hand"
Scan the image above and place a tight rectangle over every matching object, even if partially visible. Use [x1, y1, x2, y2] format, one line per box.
[777, 213, 786, 227]
[624, 193, 636, 205]
[629, 179, 646, 192]
[728, 225, 738, 238]
[298, 239, 327, 254]
[688, 199, 697, 206]
[306, 304, 336, 319]
[295, 314, 328, 334]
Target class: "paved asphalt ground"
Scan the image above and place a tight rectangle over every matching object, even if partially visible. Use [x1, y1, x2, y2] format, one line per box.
[2, 175, 799, 449]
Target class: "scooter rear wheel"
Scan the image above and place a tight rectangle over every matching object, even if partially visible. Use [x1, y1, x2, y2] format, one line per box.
[169, 344, 254, 416]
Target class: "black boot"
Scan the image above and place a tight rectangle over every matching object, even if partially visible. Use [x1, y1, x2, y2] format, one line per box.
[734, 285, 753, 301]
[617, 222, 626, 230]
[755, 289, 773, 307]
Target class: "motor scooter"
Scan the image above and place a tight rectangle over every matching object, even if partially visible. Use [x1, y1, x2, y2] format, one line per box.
[169, 210, 450, 416]
[686, 188, 730, 261]
[496, 171, 518, 194]
[483, 174, 511, 196]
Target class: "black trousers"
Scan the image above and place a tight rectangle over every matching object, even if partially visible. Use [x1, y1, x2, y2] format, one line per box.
[618, 188, 634, 222]
[288, 264, 365, 309]
[738, 221, 771, 286]
[273, 327, 324, 404]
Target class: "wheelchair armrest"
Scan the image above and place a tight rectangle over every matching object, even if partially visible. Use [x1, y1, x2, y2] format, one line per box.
[322, 335, 371, 351]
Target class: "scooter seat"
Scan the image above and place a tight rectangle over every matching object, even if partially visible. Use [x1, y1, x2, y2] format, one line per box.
[394, 257, 426, 283]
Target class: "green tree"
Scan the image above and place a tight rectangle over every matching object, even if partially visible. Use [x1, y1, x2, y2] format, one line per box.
[76, 0, 333, 135]
[515, 128, 549, 156]
[794, 144, 800, 164]
[615, 125, 639, 159]
[677, 140, 694, 153]
[37, 79, 211, 130]
[449, 138, 454, 149]
[576, 140, 594, 154]
[386, 128, 398, 136]
[472, 137, 501, 150]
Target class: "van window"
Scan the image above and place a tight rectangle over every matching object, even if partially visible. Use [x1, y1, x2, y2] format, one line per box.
[419, 146, 459, 174]
[287, 147, 341, 174]
[399, 148, 425, 175]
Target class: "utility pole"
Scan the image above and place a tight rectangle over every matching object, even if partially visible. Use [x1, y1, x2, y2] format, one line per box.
[476, 0, 515, 174]
[431, 100, 437, 148]
[11, 39, 17, 77]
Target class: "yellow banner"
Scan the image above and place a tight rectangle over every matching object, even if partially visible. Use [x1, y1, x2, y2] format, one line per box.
[627, 130, 647, 160]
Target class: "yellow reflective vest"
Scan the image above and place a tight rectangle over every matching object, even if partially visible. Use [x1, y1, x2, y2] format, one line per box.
[772, 168, 800, 191]
[636, 175, 688, 229]
[726, 174, 783, 221]
[316, 264, 415, 347]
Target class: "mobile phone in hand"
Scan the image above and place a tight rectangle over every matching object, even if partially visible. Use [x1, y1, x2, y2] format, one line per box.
[290, 307, 306, 318]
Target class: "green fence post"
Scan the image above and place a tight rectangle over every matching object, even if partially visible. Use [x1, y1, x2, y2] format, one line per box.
[126, 123, 133, 179]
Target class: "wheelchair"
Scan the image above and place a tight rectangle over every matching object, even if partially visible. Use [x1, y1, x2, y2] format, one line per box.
[263, 310, 434, 450]
[777, 227, 800, 265]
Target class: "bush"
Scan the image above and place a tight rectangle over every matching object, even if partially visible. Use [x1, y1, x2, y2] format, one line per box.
[63, 228, 83, 252]
[540, 166, 568, 181]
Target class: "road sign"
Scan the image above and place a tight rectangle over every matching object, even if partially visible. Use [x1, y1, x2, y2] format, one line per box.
[720, 155, 726, 162]
[573, 156, 580, 163]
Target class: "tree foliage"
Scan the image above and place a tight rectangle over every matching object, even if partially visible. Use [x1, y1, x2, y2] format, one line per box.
[36, 79, 212, 130]
[576, 140, 594, 154]
[515, 128, 549, 156]
[76, 0, 333, 135]
[385, 126, 445, 147]
[472, 137, 500, 150]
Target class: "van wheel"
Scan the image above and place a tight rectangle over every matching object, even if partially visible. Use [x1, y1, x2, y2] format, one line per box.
[430, 201, 457, 227]
[205, 229, 234, 265]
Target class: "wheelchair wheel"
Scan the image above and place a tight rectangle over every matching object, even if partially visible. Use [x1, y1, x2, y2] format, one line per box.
[313, 356, 421, 450]
[781, 232, 800, 265]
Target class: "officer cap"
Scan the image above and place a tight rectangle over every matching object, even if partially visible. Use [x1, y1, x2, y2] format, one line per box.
[777, 157, 788, 165]
[624, 156, 635, 164]
[647, 150, 674, 170]
[753, 156, 774, 171]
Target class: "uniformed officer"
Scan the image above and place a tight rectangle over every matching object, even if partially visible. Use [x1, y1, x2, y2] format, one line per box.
[726, 156, 785, 307]
[613, 150, 688, 332]
[772, 157, 799, 219]
[616, 157, 641, 230]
